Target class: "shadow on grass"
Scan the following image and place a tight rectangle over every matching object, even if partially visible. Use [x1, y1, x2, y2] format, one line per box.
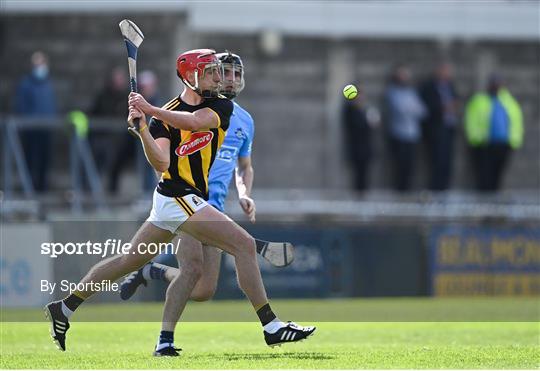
[199, 352, 336, 361]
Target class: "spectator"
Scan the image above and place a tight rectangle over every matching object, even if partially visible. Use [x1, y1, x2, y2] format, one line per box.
[138, 70, 161, 106]
[14, 51, 57, 192]
[108, 70, 162, 193]
[90, 67, 129, 117]
[342, 85, 380, 191]
[465, 74, 523, 191]
[383, 65, 426, 191]
[419, 61, 460, 191]
[89, 67, 129, 193]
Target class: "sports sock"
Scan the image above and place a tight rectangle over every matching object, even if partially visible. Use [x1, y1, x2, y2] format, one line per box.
[263, 318, 287, 334]
[142, 263, 167, 282]
[156, 330, 174, 351]
[61, 293, 84, 318]
[256, 303, 277, 326]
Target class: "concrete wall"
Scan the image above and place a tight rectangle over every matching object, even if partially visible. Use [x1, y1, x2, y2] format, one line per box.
[1, 14, 538, 192]
[194, 33, 540, 190]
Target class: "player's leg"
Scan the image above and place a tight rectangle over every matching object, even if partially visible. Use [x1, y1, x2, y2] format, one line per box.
[181, 206, 267, 307]
[119, 242, 178, 300]
[153, 240, 222, 355]
[180, 205, 315, 347]
[190, 245, 222, 301]
[120, 234, 294, 300]
[44, 221, 174, 351]
[154, 232, 203, 356]
[120, 236, 221, 300]
[78, 223, 172, 295]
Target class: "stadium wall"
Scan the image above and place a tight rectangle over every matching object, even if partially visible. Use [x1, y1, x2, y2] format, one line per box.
[1, 14, 538, 193]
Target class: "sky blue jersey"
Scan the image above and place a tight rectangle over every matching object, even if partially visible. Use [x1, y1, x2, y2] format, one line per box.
[208, 101, 255, 212]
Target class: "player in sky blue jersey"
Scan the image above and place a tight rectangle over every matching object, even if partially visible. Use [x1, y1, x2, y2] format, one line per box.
[208, 99, 255, 217]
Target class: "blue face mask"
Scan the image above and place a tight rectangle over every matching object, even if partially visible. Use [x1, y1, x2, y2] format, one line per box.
[33, 65, 49, 80]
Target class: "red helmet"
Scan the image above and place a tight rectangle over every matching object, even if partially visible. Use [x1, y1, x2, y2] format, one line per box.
[176, 49, 222, 98]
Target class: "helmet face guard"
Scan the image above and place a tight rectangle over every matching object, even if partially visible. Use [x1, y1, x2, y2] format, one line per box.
[217, 52, 245, 99]
[177, 49, 223, 98]
[190, 61, 223, 98]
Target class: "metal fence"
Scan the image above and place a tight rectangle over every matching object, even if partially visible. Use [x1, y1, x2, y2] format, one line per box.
[2, 115, 152, 215]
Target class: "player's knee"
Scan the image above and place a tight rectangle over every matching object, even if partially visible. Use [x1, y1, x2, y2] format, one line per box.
[218, 231, 255, 258]
[228, 234, 254, 257]
[191, 285, 216, 302]
[241, 235, 257, 257]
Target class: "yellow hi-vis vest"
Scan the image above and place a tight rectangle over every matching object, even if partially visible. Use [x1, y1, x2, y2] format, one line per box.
[464, 88, 523, 149]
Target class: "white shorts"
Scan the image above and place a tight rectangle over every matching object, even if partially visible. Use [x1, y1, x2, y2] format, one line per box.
[147, 190, 208, 234]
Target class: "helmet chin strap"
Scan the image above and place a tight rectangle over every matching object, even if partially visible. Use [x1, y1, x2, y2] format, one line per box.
[182, 71, 204, 96]
[182, 77, 198, 93]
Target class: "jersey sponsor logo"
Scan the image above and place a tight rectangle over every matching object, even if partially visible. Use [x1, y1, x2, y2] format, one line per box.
[215, 145, 238, 162]
[175, 131, 214, 157]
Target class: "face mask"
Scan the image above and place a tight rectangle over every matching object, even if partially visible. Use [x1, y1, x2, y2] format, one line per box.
[33, 65, 49, 80]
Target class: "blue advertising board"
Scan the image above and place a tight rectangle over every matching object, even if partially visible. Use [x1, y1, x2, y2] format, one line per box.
[429, 226, 540, 296]
[215, 225, 334, 298]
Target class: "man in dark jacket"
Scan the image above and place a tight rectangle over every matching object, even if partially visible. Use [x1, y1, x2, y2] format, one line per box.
[342, 85, 379, 191]
[14, 51, 57, 191]
[419, 62, 460, 191]
[89, 67, 129, 192]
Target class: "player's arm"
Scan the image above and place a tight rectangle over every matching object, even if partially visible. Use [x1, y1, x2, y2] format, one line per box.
[235, 155, 255, 222]
[128, 92, 219, 131]
[128, 107, 170, 172]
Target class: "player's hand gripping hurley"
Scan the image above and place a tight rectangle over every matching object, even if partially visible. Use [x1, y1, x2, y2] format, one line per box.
[119, 19, 145, 137]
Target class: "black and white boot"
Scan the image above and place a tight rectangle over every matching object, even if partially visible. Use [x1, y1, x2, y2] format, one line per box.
[119, 268, 147, 300]
[44, 301, 70, 351]
[264, 321, 316, 347]
[153, 345, 182, 357]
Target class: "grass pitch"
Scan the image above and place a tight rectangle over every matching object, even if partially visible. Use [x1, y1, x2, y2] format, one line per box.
[1, 299, 539, 369]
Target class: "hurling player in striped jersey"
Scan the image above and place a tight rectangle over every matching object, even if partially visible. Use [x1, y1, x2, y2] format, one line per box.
[119, 52, 312, 356]
[45, 49, 315, 357]
[120, 52, 255, 300]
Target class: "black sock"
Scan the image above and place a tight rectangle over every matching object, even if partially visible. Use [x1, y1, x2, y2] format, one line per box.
[159, 330, 174, 345]
[256, 303, 277, 326]
[63, 293, 85, 312]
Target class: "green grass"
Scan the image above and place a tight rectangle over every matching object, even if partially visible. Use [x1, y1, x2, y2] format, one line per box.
[3, 297, 539, 322]
[1, 300, 539, 369]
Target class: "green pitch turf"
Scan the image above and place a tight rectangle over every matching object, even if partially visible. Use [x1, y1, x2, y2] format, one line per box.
[1, 299, 539, 369]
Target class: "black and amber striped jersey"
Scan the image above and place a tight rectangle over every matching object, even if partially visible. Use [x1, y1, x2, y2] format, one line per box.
[149, 95, 233, 200]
